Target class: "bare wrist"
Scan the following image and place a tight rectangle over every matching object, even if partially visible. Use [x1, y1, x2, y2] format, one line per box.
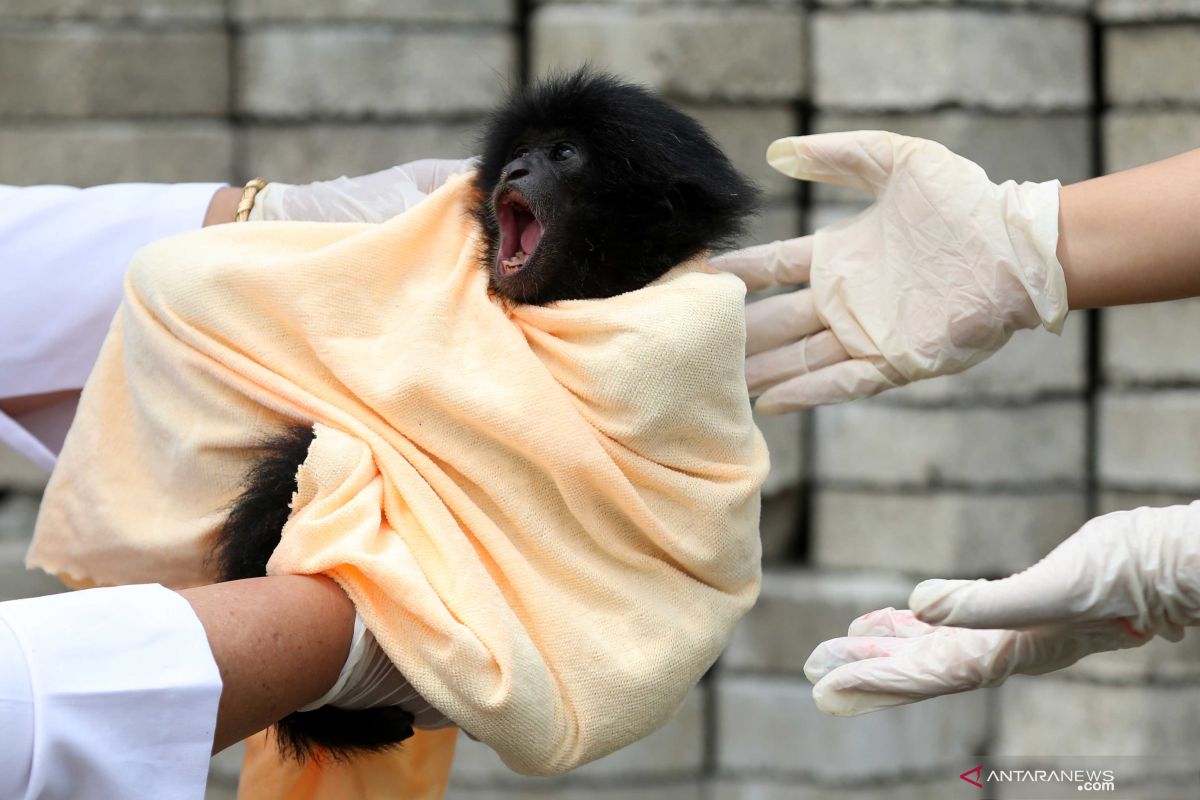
[1057, 148, 1200, 310]
[203, 186, 241, 227]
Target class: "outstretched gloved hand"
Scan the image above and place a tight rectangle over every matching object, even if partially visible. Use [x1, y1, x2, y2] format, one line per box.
[712, 131, 1070, 414]
[249, 158, 476, 223]
[804, 503, 1200, 716]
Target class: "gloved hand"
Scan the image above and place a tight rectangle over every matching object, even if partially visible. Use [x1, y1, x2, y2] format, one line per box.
[804, 503, 1200, 716]
[248, 158, 476, 223]
[298, 613, 454, 729]
[711, 131, 1070, 414]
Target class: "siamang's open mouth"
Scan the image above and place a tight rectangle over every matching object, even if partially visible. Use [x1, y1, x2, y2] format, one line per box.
[495, 190, 544, 278]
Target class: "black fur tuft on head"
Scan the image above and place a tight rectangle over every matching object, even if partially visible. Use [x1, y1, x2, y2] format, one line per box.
[473, 68, 761, 302]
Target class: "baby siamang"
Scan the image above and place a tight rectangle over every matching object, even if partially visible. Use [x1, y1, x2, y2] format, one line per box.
[212, 69, 760, 762]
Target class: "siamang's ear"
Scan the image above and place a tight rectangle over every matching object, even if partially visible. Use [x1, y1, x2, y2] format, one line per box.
[655, 183, 707, 222]
[653, 194, 676, 223]
[670, 181, 718, 218]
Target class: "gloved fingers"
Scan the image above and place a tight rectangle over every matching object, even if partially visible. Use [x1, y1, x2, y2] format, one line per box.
[804, 635, 919, 683]
[710, 236, 813, 292]
[753, 358, 899, 415]
[766, 131, 898, 196]
[811, 647, 921, 714]
[745, 288, 823, 356]
[808, 627, 1021, 716]
[811, 678, 925, 717]
[805, 608, 942, 685]
[339, 158, 474, 194]
[808, 625, 1009, 685]
[846, 607, 938, 638]
[808, 635, 987, 716]
[390, 158, 478, 194]
[254, 176, 430, 223]
[746, 330, 848, 396]
[253, 158, 475, 223]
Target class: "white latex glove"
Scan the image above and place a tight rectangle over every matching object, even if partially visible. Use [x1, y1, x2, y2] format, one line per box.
[804, 503, 1200, 716]
[298, 614, 455, 729]
[248, 158, 476, 223]
[711, 131, 1069, 414]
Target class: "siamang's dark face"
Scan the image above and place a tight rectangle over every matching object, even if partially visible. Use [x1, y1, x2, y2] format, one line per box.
[472, 70, 760, 307]
[487, 130, 587, 305]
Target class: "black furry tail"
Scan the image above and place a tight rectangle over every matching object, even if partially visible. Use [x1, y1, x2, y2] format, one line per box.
[212, 424, 416, 762]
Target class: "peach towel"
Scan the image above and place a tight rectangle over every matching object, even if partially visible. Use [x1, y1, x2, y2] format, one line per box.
[29, 174, 768, 794]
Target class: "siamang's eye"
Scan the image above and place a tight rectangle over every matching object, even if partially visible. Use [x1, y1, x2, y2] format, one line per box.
[511, 145, 530, 160]
[551, 143, 577, 161]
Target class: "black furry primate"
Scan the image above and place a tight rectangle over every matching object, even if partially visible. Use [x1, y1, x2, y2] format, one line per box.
[211, 69, 760, 762]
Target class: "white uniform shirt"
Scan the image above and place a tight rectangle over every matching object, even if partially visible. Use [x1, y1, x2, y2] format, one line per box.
[0, 182, 223, 469]
[0, 183, 226, 799]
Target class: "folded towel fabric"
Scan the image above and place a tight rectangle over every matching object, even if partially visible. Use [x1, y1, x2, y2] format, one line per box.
[29, 173, 769, 795]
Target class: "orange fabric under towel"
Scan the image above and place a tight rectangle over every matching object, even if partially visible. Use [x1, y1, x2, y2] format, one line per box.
[29, 173, 769, 795]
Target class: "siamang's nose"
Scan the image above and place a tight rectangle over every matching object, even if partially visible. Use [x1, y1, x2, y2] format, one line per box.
[504, 156, 534, 183]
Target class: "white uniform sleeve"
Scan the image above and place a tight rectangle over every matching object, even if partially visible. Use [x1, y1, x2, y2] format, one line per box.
[0, 584, 223, 800]
[0, 183, 224, 471]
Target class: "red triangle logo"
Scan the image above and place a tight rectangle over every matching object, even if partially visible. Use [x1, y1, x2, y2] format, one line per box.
[960, 764, 984, 788]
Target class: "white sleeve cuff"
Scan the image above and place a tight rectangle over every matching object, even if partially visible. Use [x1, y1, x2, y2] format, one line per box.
[0, 584, 223, 800]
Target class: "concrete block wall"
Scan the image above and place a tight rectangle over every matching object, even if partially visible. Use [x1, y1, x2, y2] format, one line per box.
[1, 1, 1197, 798]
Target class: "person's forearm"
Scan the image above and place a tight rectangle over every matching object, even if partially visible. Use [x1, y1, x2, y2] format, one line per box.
[204, 186, 241, 227]
[1057, 148, 1200, 310]
[178, 575, 354, 753]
